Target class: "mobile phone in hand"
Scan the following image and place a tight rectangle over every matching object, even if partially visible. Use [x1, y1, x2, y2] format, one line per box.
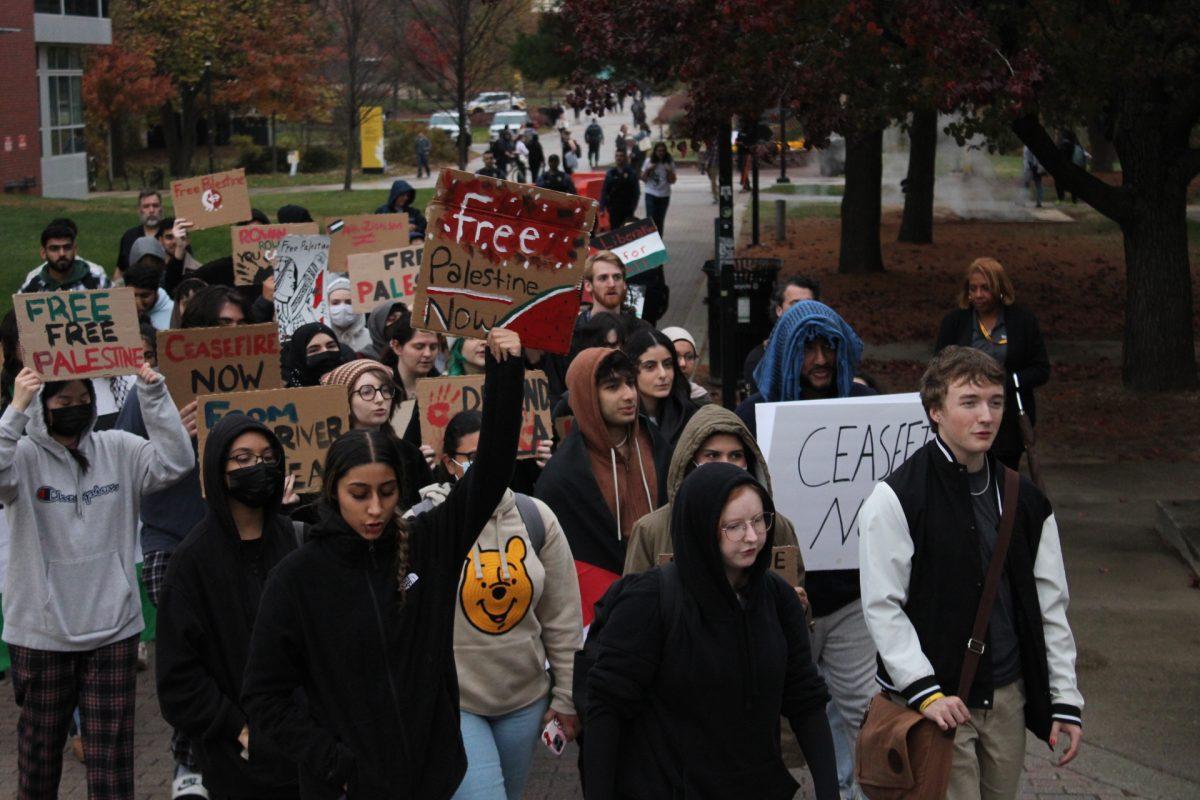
[541, 718, 566, 756]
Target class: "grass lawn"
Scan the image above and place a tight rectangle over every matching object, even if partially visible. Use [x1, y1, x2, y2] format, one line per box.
[0, 187, 433, 314]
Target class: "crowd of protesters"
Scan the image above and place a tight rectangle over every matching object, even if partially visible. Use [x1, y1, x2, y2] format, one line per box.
[0, 176, 1079, 800]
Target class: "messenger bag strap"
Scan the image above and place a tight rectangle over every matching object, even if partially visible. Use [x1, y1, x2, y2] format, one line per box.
[957, 465, 1020, 697]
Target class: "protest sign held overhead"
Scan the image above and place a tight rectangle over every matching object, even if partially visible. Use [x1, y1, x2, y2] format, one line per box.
[416, 370, 553, 460]
[158, 323, 283, 407]
[324, 214, 410, 271]
[231, 223, 320, 285]
[15, 288, 144, 380]
[413, 169, 598, 354]
[273, 234, 331, 342]
[591, 218, 667, 277]
[170, 168, 253, 231]
[346, 245, 423, 312]
[197, 385, 348, 495]
[761, 393, 931, 571]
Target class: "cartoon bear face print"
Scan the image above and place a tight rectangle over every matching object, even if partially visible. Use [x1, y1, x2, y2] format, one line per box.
[460, 536, 534, 635]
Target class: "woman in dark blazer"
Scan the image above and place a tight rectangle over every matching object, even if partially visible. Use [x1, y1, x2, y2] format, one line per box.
[935, 257, 1050, 468]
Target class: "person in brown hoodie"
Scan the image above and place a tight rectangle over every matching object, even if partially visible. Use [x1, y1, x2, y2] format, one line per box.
[534, 348, 669, 625]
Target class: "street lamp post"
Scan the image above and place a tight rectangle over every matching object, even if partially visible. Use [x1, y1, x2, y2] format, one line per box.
[777, 95, 790, 184]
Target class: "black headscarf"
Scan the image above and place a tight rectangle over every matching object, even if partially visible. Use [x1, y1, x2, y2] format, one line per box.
[670, 462, 776, 614]
[284, 322, 350, 387]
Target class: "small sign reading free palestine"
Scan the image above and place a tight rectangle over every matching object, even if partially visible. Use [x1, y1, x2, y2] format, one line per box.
[170, 168, 253, 231]
[413, 169, 598, 354]
[14, 288, 144, 380]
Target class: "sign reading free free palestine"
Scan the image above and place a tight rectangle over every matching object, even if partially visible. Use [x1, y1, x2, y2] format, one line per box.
[590, 218, 667, 277]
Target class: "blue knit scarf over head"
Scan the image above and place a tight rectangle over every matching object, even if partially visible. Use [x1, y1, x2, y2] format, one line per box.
[753, 300, 864, 401]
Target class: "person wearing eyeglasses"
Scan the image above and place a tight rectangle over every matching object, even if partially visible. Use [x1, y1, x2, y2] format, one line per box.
[659, 326, 711, 406]
[583, 463, 839, 800]
[321, 360, 432, 509]
[155, 414, 301, 800]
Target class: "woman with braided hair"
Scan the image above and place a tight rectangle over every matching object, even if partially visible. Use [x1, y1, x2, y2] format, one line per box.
[241, 329, 526, 799]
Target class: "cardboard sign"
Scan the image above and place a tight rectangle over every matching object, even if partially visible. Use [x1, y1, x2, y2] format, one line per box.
[158, 323, 283, 407]
[14, 288, 144, 380]
[590, 218, 667, 277]
[416, 370, 552, 460]
[657, 546, 802, 585]
[231, 223, 320, 285]
[324, 214, 410, 271]
[761, 393, 931, 571]
[197, 385, 349, 495]
[346, 245, 423, 312]
[170, 168, 252, 231]
[273, 235, 331, 342]
[412, 169, 598, 354]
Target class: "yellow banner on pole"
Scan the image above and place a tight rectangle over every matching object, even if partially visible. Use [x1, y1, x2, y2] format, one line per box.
[361, 106, 385, 173]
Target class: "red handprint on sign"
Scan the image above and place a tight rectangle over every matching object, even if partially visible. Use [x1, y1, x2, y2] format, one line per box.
[426, 385, 462, 428]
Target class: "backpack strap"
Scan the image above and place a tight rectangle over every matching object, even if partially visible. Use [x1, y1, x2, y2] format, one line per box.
[513, 492, 545, 555]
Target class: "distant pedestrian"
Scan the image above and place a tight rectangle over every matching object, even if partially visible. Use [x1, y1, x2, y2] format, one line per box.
[585, 118, 605, 168]
[1023, 146, 1044, 208]
[477, 152, 504, 179]
[416, 132, 432, 178]
[599, 150, 640, 229]
[641, 142, 676, 235]
[536, 155, 576, 194]
[526, 132, 545, 182]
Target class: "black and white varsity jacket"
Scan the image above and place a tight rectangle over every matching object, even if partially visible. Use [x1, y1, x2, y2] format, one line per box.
[858, 436, 1083, 741]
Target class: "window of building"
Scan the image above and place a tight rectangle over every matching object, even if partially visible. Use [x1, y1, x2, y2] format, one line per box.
[42, 47, 86, 157]
[34, 0, 107, 15]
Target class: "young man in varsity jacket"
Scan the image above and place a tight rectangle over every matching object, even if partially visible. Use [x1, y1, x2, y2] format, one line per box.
[859, 346, 1083, 799]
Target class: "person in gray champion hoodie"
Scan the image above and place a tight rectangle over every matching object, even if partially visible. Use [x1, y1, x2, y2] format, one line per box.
[0, 364, 193, 799]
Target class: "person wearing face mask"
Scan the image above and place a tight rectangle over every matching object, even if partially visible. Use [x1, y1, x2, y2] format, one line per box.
[581, 464, 839, 800]
[320, 359, 432, 509]
[284, 323, 351, 388]
[155, 415, 300, 800]
[623, 328, 697, 447]
[327, 276, 373, 355]
[411, 410, 583, 800]
[0, 365, 193, 799]
[241, 328, 526, 799]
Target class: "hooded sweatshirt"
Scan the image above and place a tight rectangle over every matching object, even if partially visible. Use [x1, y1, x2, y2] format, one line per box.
[327, 276, 373, 354]
[155, 415, 298, 797]
[422, 486, 584, 717]
[375, 179, 428, 240]
[241, 352, 524, 800]
[583, 464, 839, 800]
[623, 404, 804, 583]
[534, 348, 669, 625]
[148, 287, 175, 331]
[365, 300, 402, 361]
[0, 377, 193, 651]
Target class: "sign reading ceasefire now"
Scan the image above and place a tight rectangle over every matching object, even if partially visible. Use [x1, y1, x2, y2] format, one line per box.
[158, 323, 283, 407]
[14, 289, 144, 380]
[413, 169, 598, 354]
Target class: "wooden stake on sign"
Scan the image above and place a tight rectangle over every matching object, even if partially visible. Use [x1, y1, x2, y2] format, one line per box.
[411, 169, 597, 354]
[157, 323, 284, 408]
[170, 168, 253, 231]
[13, 288, 144, 380]
[196, 385, 350, 496]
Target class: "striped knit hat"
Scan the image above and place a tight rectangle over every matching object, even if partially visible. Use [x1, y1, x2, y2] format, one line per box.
[320, 358, 395, 396]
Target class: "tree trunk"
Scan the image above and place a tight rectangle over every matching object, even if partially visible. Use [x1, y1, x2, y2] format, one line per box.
[1086, 118, 1115, 173]
[898, 109, 937, 244]
[160, 102, 184, 177]
[838, 128, 884, 274]
[110, 116, 126, 180]
[270, 113, 277, 174]
[343, 104, 356, 191]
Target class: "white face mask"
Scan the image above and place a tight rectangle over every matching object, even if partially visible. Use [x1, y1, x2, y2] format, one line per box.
[451, 457, 473, 477]
[329, 304, 358, 329]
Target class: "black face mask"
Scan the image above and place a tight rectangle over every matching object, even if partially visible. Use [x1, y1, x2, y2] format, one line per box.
[48, 403, 92, 438]
[226, 463, 283, 508]
[305, 350, 342, 381]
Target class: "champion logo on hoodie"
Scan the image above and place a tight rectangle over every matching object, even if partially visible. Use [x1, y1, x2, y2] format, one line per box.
[36, 483, 120, 505]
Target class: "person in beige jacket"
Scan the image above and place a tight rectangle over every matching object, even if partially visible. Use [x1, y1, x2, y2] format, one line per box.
[412, 409, 583, 800]
[623, 404, 807, 596]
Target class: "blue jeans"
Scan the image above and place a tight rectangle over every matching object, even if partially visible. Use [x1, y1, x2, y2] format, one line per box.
[452, 696, 550, 800]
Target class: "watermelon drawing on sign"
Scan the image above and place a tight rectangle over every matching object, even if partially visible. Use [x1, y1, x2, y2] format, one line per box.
[496, 283, 582, 353]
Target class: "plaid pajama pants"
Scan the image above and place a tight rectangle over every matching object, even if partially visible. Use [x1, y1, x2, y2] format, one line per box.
[9, 635, 139, 800]
[143, 549, 200, 772]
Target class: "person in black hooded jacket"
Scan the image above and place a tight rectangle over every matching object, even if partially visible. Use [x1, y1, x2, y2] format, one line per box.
[155, 414, 300, 799]
[374, 179, 427, 241]
[241, 329, 525, 799]
[583, 463, 839, 800]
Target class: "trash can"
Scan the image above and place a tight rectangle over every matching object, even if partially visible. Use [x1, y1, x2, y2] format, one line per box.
[704, 258, 781, 405]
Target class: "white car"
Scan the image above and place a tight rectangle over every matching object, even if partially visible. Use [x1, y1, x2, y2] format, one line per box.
[428, 112, 464, 139]
[489, 111, 531, 139]
[469, 92, 526, 114]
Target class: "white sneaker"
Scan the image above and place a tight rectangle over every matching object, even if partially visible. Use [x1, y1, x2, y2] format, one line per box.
[172, 766, 209, 800]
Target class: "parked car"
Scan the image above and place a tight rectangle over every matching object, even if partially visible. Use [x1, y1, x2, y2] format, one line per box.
[469, 92, 526, 114]
[428, 111, 464, 139]
[489, 111, 531, 138]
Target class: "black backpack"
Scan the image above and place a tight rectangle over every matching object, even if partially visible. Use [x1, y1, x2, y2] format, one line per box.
[572, 561, 683, 725]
